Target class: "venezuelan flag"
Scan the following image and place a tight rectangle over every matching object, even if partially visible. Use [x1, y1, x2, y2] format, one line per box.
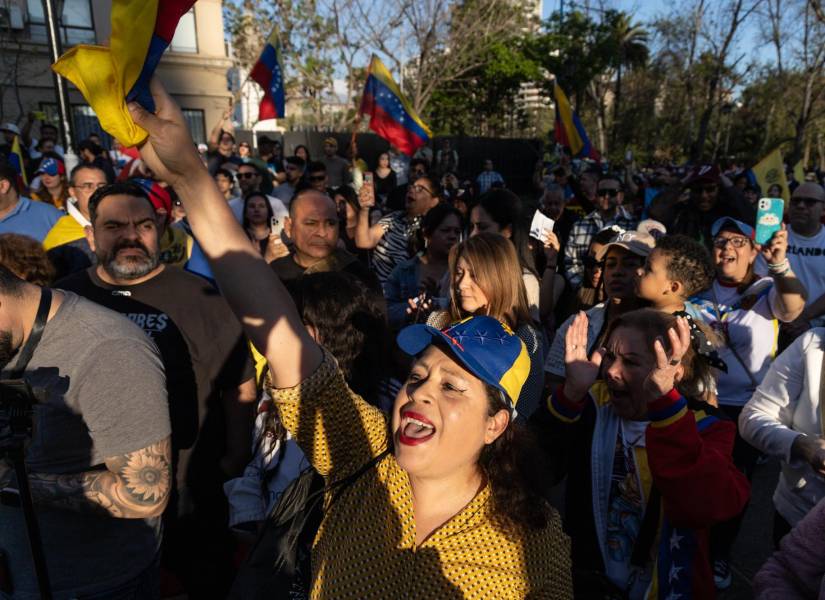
[358, 56, 431, 156]
[52, 0, 196, 147]
[250, 30, 286, 120]
[553, 82, 600, 161]
[8, 134, 27, 189]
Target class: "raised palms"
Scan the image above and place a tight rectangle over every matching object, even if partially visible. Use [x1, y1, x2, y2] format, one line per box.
[563, 312, 605, 402]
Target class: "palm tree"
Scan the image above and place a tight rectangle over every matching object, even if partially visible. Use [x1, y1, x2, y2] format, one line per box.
[608, 12, 649, 149]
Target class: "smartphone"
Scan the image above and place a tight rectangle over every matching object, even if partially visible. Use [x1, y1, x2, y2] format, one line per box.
[270, 216, 284, 237]
[755, 197, 784, 245]
[363, 171, 373, 186]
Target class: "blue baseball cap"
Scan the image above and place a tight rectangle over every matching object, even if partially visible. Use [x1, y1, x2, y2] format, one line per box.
[397, 316, 530, 417]
[35, 157, 65, 177]
[711, 217, 754, 239]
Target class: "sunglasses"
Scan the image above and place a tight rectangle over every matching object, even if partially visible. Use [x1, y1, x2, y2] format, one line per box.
[712, 236, 750, 249]
[597, 188, 619, 197]
[75, 182, 107, 191]
[238, 172, 258, 179]
[309, 174, 326, 182]
[583, 256, 603, 269]
[790, 197, 823, 208]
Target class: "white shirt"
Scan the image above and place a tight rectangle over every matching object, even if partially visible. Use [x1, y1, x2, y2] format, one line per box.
[786, 226, 825, 323]
[693, 278, 781, 406]
[544, 303, 607, 377]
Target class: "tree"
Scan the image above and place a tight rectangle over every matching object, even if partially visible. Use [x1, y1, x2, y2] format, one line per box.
[609, 12, 649, 149]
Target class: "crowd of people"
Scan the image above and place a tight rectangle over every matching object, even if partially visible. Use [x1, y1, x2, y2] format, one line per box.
[1, 80, 825, 600]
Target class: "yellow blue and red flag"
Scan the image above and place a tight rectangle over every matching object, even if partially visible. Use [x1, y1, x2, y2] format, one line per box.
[553, 81, 600, 161]
[52, 0, 196, 147]
[358, 55, 431, 156]
[8, 134, 27, 190]
[250, 30, 286, 120]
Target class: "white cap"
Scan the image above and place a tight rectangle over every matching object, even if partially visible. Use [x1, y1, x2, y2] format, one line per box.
[0, 122, 20, 135]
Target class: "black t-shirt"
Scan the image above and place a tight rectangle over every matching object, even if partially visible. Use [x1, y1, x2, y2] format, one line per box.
[56, 266, 256, 493]
[270, 250, 381, 294]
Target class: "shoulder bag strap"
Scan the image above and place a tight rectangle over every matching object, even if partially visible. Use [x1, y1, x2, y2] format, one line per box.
[711, 286, 758, 388]
[8, 288, 52, 379]
[819, 338, 825, 437]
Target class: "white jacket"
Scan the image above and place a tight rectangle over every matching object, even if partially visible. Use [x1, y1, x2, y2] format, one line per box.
[739, 328, 825, 526]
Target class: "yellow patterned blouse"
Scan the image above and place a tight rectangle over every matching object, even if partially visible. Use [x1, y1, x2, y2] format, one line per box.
[271, 350, 573, 599]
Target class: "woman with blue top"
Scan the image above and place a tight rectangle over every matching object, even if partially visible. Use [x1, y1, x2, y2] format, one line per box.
[691, 216, 807, 589]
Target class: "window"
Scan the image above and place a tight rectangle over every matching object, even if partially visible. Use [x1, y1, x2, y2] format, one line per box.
[170, 9, 197, 53]
[27, 0, 95, 46]
[39, 103, 113, 149]
[182, 109, 206, 145]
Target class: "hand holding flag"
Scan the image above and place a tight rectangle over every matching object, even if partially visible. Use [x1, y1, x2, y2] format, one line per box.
[52, 0, 196, 147]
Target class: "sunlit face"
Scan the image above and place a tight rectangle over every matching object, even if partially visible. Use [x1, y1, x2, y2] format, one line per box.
[237, 166, 261, 195]
[585, 242, 605, 289]
[215, 173, 233, 196]
[218, 133, 234, 153]
[636, 249, 674, 303]
[69, 167, 107, 217]
[286, 192, 339, 262]
[391, 344, 507, 478]
[455, 255, 489, 314]
[602, 247, 645, 301]
[427, 214, 461, 257]
[469, 205, 510, 239]
[601, 327, 657, 420]
[406, 178, 438, 217]
[712, 230, 756, 283]
[238, 143, 251, 158]
[88, 194, 161, 281]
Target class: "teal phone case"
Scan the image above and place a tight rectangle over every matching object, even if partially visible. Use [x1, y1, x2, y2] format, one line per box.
[755, 197, 784, 245]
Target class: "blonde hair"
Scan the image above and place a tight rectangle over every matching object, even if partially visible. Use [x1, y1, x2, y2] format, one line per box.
[448, 232, 532, 328]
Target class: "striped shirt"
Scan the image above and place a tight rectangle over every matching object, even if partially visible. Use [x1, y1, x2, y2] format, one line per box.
[372, 211, 421, 284]
[271, 350, 573, 599]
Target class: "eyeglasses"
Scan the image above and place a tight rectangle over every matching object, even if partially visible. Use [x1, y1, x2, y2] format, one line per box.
[712, 236, 750, 249]
[790, 197, 823, 208]
[238, 172, 258, 179]
[308, 175, 326, 182]
[597, 188, 619, 197]
[75, 182, 107, 191]
[410, 184, 433, 195]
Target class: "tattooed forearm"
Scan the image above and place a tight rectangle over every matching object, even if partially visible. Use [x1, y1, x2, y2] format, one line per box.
[26, 437, 172, 518]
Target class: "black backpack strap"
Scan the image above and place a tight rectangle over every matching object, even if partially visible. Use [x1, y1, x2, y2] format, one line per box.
[9, 288, 52, 379]
[630, 486, 661, 568]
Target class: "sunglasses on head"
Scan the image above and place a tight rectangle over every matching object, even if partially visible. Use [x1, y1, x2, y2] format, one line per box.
[597, 188, 619, 197]
[238, 172, 258, 179]
[790, 197, 822, 208]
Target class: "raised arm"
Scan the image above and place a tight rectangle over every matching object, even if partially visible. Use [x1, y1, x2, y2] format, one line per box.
[208, 105, 232, 151]
[355, 184, 386, 249]
[128, 78, 321, 388]
[761, 226, 807, 322]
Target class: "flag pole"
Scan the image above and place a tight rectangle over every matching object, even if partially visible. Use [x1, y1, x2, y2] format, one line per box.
[349, 56, 374, 165]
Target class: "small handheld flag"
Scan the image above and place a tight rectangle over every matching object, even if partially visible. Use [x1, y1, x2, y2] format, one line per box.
[52, 0, 196, 147]
[553, 82, 600, 161]
[358, 56, 431, 156]
[250, 30, 286, 121]
[9, 135, 27, 189]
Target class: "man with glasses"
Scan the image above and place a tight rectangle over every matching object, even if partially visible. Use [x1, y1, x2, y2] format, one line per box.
[356, 174, 440, 284]
[671, 164, 752, 248]
[775, 182, 825, 342]
[237, 162, 288, 219]
[43, 163, 110, 278]
[563, 175, 637, 289]
[306, 161, 332, 195]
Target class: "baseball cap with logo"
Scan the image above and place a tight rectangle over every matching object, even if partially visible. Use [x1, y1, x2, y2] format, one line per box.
[35, 157, 66, 177]
[596, 230, 656, 260]
[397, 316, 530, 418]
[685, 164, 721, 187]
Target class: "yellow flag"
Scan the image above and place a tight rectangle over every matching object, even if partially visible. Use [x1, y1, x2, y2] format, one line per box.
[751, 148, 789, 201]
[52, 1, 159, 147]
[793, 160, 805, 184]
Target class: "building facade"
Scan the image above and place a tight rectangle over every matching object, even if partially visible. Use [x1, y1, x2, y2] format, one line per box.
[0, 0, 233, 146]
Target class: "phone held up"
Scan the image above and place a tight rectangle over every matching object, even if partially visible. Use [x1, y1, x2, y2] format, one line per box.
[755, 197, 784, 245]
[270, 216, 284, 238]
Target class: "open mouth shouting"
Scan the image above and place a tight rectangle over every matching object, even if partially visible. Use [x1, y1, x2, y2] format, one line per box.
[398, 410, 436, 446]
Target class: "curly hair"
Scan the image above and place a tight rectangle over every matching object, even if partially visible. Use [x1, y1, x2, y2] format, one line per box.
[655, 234, 715, 296]
[0, 233, 56, 286]
[479, 384, 554, 532]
